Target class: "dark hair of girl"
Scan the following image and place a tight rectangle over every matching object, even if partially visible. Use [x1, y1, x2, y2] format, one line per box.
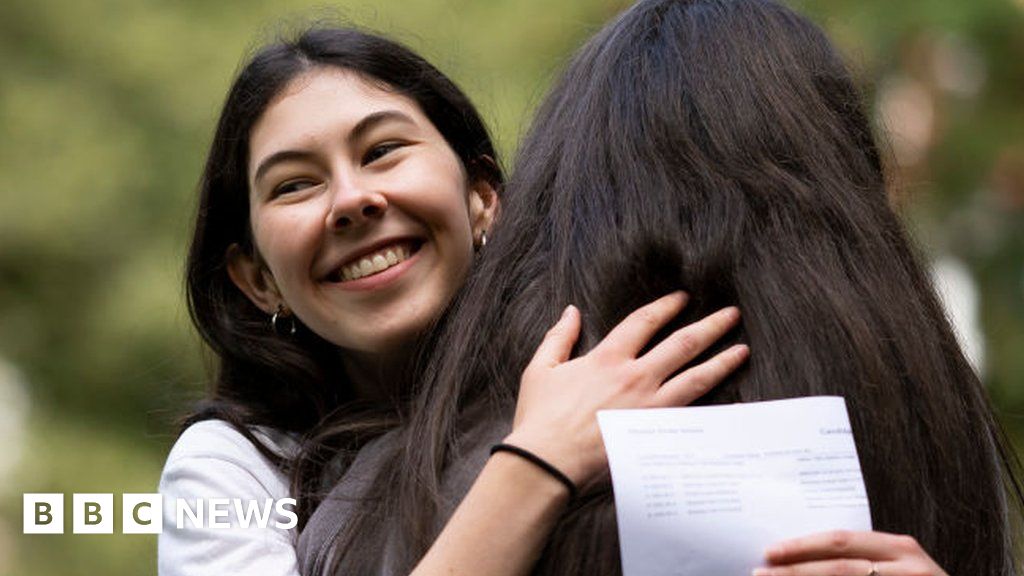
[323, 1, 1023, 574]
[182, 25, 502, 525]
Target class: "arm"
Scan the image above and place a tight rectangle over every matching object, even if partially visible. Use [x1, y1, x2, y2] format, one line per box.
[411, 448, 571, 575]
[412, 292, 749, 575]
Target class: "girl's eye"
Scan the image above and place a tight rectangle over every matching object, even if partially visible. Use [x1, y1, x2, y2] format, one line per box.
[273, 180, 317, 196]
[362, 142, 403, 165]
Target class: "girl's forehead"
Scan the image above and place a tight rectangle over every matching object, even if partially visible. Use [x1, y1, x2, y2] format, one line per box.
[248, 68, 428, 162]
[263, 68, 420, 127]
[276, 68, 404, 107]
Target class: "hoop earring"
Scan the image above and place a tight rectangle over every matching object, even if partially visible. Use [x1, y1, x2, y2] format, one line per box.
[271, 304, 296, 336]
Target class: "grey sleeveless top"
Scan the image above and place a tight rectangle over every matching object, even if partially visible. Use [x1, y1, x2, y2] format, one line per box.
[297, 404, 510, 576]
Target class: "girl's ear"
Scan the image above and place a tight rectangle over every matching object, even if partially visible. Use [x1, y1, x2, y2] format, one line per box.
[226, 243, 283, 314]
[468, 156, 501, 244]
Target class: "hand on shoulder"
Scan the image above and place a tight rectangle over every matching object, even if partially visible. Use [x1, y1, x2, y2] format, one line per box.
[506, 292, 748, 491]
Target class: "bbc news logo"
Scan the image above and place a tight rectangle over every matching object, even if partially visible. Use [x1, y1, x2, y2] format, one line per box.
[23, 493, 298, 534]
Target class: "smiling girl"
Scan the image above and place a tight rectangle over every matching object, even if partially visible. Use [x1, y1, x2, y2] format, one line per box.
[158, 27, 747, 576]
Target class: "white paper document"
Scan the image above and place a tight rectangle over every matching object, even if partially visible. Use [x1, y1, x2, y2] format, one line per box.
[597, 396, 872, 576]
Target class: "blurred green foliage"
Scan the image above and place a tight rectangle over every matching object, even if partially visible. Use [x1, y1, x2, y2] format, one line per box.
[1, 0, 1021, 574]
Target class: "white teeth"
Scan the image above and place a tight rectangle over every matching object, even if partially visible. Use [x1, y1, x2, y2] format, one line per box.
[339, 243, 413, 281]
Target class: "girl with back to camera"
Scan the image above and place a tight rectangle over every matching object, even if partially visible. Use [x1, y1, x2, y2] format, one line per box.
[159, 26, 747, 576]
[300, 1, 1024, 575]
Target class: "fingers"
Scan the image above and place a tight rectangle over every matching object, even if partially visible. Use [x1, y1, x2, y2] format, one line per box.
[596, 292, 689, 358]
[753, 558, 878, 576]
[640, 306, 741, 380]
[765, 531, 911, 564]
[528, 305, 582, 368]
[758, 531, 947, 576]
[654, 344, 748, 406]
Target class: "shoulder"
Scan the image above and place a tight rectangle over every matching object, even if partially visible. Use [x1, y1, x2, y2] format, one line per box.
[296, 429, 401, 575]
[158, 420, 301, 576]
[160, 419, 297, 502]
[165, 419, 297, 466]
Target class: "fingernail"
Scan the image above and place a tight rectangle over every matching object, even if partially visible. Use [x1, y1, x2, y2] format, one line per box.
[725, 306, 741, 320]
[562, 305, 575, 318]
[733, 344, 749, 358]
[752, 569, 772, 576]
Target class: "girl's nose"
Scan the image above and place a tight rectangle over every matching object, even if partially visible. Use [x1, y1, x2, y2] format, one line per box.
[326, 182, 388, 230]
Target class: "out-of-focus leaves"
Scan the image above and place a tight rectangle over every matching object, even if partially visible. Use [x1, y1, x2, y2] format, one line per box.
[1, 1, 1022, 574]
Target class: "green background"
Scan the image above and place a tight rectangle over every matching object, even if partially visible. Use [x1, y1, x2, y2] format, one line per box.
[1, 0, 1022, 573]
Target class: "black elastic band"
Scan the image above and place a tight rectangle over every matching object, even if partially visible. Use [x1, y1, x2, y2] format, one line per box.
[490, 443, 578, 500]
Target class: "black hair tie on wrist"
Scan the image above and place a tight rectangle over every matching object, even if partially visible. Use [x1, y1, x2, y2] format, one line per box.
[490, 443, 578, 500]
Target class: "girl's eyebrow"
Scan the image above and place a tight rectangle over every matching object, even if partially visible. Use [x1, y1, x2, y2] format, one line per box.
[347, 109, 417, 145]
[252, 110, 417, 185]
[253, 150, 318, 186]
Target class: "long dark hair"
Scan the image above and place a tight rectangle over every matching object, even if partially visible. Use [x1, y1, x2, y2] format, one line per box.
[324, 1, 1023, 574]
[182, 25, 502, 523]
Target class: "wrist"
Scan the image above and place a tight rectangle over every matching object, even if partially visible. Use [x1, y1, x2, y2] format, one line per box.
[490, 443, 578, 500]
[486, 446, 575, 506]
[500, 430, 589, 489]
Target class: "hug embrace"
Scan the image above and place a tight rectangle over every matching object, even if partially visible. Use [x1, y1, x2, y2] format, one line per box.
[159, 1, 1023, 575]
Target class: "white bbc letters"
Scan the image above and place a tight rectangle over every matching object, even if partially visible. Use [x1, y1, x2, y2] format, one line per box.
[122, 493, 163, 534]
[23, 494, 64, 534]
[208, 498, 231, 529]
[24, 493, 298, 533]
[73, 493, 114, 534]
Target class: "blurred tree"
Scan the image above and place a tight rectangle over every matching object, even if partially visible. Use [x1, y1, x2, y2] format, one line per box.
[1, 1, 1021, 574]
